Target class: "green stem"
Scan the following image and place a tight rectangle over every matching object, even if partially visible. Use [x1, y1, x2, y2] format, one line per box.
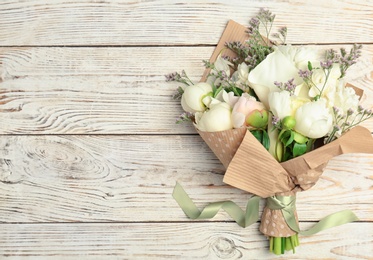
[269, 234, 299, 255]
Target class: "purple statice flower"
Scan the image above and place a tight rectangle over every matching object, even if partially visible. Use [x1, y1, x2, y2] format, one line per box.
[363, 108, 373, 116]
[165, 72, 179, 82]
[333, 124, 341, 132]
[272, 115, 281, 129]
[273, 81, 282, 88]
[298, 69, 312, 79]
[284, 79, 296, 93]
[320, 60, 333, 69]
[273, 79, 296, 95]
[258, 8, 275, 23]
[220, 70, 228, 81]
[249, 17, 260, 29]
[176, 112, 194, 124]
[333, 106, 341, 115]
[278, 27, 287, 37]
[347, 108, 354, 116]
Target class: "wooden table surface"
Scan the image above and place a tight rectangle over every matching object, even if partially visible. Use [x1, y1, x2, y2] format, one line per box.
[1, 1, 372, 259]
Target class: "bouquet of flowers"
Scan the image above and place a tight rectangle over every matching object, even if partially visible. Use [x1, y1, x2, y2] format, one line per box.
[167, 8, 373, 255]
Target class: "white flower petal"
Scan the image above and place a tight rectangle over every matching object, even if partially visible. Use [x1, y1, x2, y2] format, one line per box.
[248, 48, 302, 108]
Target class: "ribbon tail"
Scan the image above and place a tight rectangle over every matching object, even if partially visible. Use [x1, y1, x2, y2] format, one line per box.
[172, 182, 260, 227]
[299, 209, 359, 236]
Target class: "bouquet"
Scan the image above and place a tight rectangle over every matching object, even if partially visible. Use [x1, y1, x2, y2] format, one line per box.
[166, 8, 373, 255]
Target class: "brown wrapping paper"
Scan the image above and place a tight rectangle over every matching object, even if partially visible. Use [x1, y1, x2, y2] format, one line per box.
[197, 20, 373, 237]
[224, 125, 373, 198]
[197, 128, 247, 169]
[200, 20, 249, 82]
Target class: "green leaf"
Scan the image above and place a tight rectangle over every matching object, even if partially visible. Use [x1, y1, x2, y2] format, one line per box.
[262, 130, 270, 151]
[212, 83, 217, 94]
[286, 131, 295, 147]
[293, 131, 308, 144]
[308, 61, 313, 71]
[283, 149, 291, 161]
[306, 138, 315, 152]
[230, 86, 243, 96]
[250, 130, 263, 143]
[293, 143, 307, 157]
[214, 85, 223, 97]
[281, 130, 294, 147]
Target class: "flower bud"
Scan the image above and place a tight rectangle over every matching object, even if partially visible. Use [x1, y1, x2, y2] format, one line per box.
[282, 116, 296, 129]
[246, 110, 269, 128]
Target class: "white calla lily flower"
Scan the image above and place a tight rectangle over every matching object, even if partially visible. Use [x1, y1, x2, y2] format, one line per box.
[248, 48, 302, 108]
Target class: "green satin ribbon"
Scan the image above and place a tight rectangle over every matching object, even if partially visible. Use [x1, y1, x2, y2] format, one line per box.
[172, 183, 359, 235]
[172, 182, 260, 228]
[266, 195, 359, 236]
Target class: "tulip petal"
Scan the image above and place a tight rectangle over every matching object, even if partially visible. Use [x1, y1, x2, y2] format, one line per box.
[248, 49, 302, 108]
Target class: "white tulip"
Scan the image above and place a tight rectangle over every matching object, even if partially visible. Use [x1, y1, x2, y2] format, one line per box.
[268, 91, 292, 119]
[195, 102, 233, 132]
[248, 48, 302, 108]
[268, 91, 310, 119]
[294, 99, 333, 139]
[181, 83, 213, 113]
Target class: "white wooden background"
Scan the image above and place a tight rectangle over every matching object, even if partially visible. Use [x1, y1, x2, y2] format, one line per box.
[0, 1, 372, 259]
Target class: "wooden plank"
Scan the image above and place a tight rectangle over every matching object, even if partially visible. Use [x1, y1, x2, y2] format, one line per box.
[0, 135, 372, 222]
[0, 222, 372, 259]
[0, 0, 372, 46]
[1, 46, 372, 134]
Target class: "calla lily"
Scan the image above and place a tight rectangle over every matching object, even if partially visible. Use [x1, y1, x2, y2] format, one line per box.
[268, 91, 292, 119]
[248, 48, 303, 108]
[268, 91, 310, 119]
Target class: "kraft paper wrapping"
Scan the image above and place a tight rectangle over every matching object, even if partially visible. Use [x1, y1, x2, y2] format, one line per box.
[200, 20, 249, 82]
[224, 126, 373, 198]
[197, 20, 373, 237]
[197, 128, 247, 169]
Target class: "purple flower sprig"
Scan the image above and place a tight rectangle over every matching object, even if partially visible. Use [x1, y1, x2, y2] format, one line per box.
[272, 27, 287, 44]
[323, 44, 362, 78]
[326, 105, 373, 143]
[175, 112, 194, 124]
[274, 78, 296, 95]
[165, 70, 194, 86]
[338, 44, 363, 78]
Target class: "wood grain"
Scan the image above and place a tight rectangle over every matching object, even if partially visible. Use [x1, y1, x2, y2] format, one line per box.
[1, 46, 372, 134]
[0, 222, 372, 259]
[0, 0, 372, 46]
[0, 135, 372, 223]
[1, 1, 373, 258]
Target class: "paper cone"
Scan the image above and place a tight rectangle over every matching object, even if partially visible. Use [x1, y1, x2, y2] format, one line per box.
[197, 128, 247, 169]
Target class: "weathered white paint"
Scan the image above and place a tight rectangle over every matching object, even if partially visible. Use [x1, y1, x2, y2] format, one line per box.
[0, 47, 372, 134]
[0, 0, 372, 258]
[0, 0, 372, 45]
